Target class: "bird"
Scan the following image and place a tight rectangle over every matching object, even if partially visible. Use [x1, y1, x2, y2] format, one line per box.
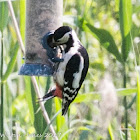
[40, 26, 89, 115]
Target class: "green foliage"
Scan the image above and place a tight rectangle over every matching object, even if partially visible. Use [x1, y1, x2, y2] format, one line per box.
[20, 0, 26, 42]
[108, 124, 115, 140]
[2, 43, 19, 83]
[0, 32, 4, 140]
[128, 125, 136, 140]
[44, 77, 52, 118]
[84, 23, 123, 63]
[136, 74, 140, 140]
[24, 77, 34, 124]
[0, 2, 8, 31]
[40, 110, 61, 140]
[30, 79, 44, 135]
[74, 93, 100, 103]
[119, 0, 132, 62]
[117, 88, 137, 96]
[119, 1, 132, 139]
[24, 77, 45, 135]
[55, 98, 68, 140]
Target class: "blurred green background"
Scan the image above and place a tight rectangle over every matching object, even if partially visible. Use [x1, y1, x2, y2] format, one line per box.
[0, 0, 140, 140]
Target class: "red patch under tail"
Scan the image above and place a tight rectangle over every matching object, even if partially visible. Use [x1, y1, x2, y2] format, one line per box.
[53, 84, 62, 99]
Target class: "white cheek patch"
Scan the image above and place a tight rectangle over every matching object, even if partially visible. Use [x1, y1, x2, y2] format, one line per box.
[57, 31, 71, 44]
[72, 56, 84, 89]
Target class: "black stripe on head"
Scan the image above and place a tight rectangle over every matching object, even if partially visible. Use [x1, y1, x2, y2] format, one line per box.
[54, 26, 72, 42]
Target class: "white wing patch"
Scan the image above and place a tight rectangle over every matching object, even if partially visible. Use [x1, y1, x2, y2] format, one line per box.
[72, 56, 84, 89]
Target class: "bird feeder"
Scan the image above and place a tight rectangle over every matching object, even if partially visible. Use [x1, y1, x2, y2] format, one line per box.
[19, 0, 63, 76]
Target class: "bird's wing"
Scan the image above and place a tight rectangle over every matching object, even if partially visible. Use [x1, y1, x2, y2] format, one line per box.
[62, 53, 84, 115]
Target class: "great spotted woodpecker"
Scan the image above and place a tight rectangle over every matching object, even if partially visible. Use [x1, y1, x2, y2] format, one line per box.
[41, 26, 89, 115]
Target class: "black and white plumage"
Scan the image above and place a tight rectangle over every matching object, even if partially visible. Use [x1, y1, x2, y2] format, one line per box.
[41, 26, 89, 115]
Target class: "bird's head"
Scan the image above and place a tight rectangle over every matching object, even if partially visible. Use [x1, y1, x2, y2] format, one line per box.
[53, 26, 73, 46]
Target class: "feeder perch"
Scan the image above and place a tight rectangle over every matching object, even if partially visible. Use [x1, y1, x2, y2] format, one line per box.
[19, 63, 53, 76]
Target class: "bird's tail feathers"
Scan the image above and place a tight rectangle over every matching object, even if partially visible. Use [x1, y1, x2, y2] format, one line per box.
[62, 100, 70, 116]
